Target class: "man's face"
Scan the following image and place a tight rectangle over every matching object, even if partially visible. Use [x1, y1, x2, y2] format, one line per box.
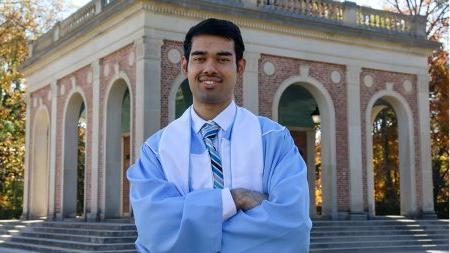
[181, 35, 245, 108]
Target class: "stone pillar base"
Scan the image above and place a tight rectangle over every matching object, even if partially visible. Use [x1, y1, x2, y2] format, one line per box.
[349, 212, 368, 220]
[55, 212, 63, 221]
[86, 212, 98, 222]
[20, 212, 29, 220]
[421, 211, 438, 220]
[46, 212, 56, 221]
[337, 212, 349, 220]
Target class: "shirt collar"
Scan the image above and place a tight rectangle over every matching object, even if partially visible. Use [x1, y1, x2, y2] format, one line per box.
[191, 100, 236, 134]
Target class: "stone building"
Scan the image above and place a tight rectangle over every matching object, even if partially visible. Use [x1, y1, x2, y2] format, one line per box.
[21, 0, 438, 221]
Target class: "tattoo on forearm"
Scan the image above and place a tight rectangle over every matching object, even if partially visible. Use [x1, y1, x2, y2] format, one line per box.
[231, 188, 268, 211]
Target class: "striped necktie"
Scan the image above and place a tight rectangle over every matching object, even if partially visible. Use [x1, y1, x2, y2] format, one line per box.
[200, 121, 224, 189]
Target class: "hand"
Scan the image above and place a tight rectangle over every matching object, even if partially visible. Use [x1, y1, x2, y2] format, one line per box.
[230, 188, 268, 211]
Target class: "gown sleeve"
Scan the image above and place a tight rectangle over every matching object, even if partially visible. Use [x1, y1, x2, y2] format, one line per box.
[127, 137, 223, 253]
[221, 128, 312, 253]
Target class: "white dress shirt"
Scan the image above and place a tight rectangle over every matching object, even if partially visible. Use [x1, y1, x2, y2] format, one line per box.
[190, 101, 237, 220]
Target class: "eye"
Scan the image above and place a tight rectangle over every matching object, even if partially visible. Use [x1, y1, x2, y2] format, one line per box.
[192, 57, 205, 62]
[218, 58, 230, 63]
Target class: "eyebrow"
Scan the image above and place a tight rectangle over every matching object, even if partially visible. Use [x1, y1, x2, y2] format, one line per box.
[190, 51, 233, 57]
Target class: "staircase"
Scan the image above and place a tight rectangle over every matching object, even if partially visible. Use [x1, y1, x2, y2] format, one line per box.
[0, 217, 448, 253]
[0, 220, 137, 253]
[310, 217, 449, 252]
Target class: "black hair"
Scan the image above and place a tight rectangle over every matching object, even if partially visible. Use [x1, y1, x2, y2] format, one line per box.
[183, 18, 245, 63]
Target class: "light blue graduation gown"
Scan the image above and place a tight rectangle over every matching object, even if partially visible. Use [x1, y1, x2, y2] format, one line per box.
[127, 114, 312, 253]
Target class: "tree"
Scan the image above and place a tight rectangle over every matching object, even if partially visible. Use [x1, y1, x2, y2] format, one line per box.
[372, 104, 400, 215]
[384, 0, 449, 218]
[429, 49, 449, 218]
[385, 0, 448, 41]
[0, 0, 69, 218]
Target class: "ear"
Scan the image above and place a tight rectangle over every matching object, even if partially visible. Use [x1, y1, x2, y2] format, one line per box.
[181, 56, 188, 77]
[237, 58, 246, 75]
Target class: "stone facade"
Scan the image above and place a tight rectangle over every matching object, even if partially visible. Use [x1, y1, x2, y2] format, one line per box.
[21, 0, 437, 220]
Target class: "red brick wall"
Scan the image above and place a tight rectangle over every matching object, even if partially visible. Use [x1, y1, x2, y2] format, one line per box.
[55, 65, 93, 215]
[258, 54, 350, 212]
[160, 40, 243, 127]
[98, 43, 136, 214]
[359, 69, 420, 212]
[161, 40, 183, 127]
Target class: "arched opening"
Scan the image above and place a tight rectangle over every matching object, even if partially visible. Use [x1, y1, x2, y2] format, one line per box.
[372, 100, 400, 215]
[366, 94, 416, 217]
[105, 79, 132, 218]
[274, 77, 337, 219]
[277, 83, 334, 218]
[175, 79, 192, 118]
[30, 108, 50, 218]
[63, 92, 87, 218]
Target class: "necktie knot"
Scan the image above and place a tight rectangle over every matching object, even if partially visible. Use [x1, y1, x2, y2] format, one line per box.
[200, 121, 220, 140]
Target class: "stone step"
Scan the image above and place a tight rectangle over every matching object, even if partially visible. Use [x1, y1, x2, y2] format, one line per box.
[311, 233, 449, 243]
[3, 231, 136, 244]
[311, 228, 448, 237]
[0, 224, 29, 231]
[311, 224, 448, 231]
[312, 221, 449, 228]
[7, 236, 135, 251]
[32, 221, 136, 231]
[310, 238, 449, 249]
[309, 243, 449, 253]
[0, 241, 137, 253]
[27, 226, 137, 237]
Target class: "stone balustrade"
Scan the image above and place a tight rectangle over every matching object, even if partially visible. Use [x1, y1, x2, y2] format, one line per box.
[59, 1, 97, 38]
[29, 0, 116, 57]
[257, 0, 344, 22]
[28, 0, 428, 59]
[356, 5, 421, 35]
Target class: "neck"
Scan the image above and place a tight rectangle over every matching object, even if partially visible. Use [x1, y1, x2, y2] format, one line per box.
[193, 100, 232, 120]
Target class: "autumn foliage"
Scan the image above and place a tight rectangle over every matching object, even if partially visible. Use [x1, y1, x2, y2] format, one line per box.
[0, 1, 65, 218]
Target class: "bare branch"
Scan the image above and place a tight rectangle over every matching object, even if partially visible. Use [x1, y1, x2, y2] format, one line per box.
[405, 0, 414, 15]
[418, 0, 424, 13]
[427, 5, 449, 38]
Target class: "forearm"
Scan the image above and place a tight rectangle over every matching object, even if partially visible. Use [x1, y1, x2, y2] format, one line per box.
[222, 174, 311, 253]
[230, 188, 268, 211]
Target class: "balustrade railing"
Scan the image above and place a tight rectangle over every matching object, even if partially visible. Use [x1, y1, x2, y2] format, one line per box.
[257, 0, 344, 22]
[255, 0, 424, 36]
[357, 5, 415, 34]
[59, 1, 96, 38]
[29, 0, 117, 57]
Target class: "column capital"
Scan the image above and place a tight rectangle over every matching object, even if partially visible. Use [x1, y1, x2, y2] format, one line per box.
[243, 51, 260, 73]
[135, 36, 163, 61]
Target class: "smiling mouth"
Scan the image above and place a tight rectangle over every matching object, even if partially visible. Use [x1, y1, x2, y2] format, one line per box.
[199, 77, 223, 88]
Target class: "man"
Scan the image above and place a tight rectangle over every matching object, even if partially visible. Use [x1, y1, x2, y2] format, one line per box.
[127, 18, 311, 253]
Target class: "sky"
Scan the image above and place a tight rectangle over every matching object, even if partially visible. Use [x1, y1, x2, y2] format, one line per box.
[64, 0, 385, 18]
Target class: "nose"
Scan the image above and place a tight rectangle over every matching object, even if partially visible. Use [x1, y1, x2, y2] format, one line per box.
[202, 59, 218, 75]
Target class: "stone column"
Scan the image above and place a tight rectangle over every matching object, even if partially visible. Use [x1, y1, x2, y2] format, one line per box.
[243, 51, 260, 114]
[48, 81, 58, 220]
[306, 130, 317, 217]
[88, 60, 101, 221]
[135, 36, 162, 156]
[346, 64, 365, 218]
[21, 93, 32, 219]
[417, 72, 436, 217]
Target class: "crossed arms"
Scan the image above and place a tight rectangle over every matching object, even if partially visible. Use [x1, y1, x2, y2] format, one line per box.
[127, 128, 311, 253]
